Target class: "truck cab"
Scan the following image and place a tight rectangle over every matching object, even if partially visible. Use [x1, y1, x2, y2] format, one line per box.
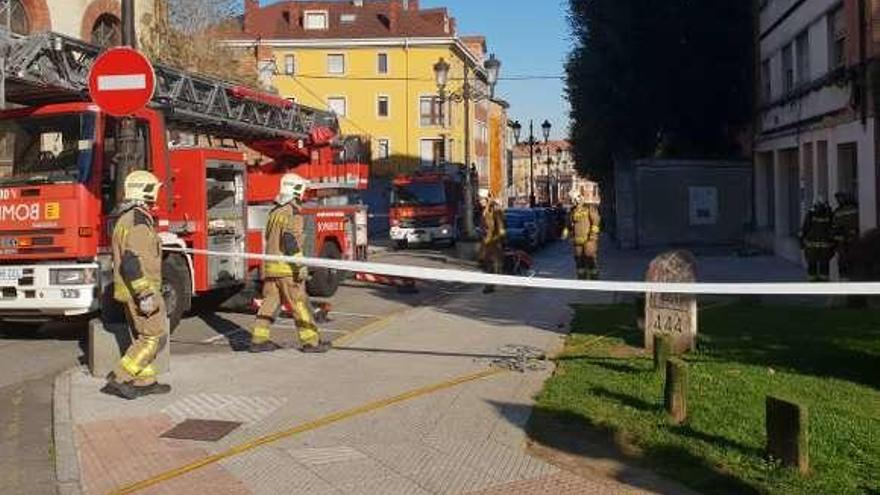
[389, 167, 465, 248]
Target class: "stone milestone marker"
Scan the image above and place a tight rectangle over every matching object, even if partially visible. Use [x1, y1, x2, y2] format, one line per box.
[644, 250, 698, 354]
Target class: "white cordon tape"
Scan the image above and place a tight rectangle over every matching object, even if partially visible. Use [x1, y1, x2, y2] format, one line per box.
[164, 248, 880, 296]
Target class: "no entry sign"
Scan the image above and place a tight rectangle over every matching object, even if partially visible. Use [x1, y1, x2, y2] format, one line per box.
[88, 47, 156, 116]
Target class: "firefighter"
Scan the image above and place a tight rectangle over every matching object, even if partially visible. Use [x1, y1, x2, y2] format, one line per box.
[800, 200, 836, 282]
[479, 190, 506, 294]
[250, 173, 330, 354]
[101, 171, 171, 400]
[564, 185, 602, 280]
[832, 192, 859, 280]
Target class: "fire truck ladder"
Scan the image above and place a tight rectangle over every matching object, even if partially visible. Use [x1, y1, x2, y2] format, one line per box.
[0, 30, 339, 141]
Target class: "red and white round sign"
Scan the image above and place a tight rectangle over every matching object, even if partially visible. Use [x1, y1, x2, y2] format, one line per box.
[88, 47, 156, 117]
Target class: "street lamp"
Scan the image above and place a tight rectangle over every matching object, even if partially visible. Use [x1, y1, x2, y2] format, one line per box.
[434, 54, 501, 243]
[512, 119, 553, 208]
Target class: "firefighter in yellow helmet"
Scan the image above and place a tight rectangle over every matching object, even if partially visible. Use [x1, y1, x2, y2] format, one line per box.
[101, 171, 171, 400]
[478, 189, 506, 294]
[564, 184, 602, 280]
[250, 173, 330, 353]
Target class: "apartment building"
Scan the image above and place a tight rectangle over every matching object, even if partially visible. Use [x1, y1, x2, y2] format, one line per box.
[229, 0, 505, 184]
[754, 0, 878, 266]
[0, 0, 156, 44]
[511, 140, 576, 206]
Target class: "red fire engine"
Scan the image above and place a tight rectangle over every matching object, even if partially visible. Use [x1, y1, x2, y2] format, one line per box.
[0, 32, 369, 329]
[389, 165, 476, 249]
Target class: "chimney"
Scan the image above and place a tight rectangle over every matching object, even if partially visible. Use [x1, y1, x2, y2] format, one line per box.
[244, 0, 259, 34]
[404, 0, 419, 10]
[389, 0, 401, 33]
[449, 17, 456, 36]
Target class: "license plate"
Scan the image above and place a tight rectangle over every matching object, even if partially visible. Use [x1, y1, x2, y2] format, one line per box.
[0, 268, 23, 281]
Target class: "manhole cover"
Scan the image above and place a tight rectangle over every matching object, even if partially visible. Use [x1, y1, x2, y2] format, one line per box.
[160, 419, 242, 442]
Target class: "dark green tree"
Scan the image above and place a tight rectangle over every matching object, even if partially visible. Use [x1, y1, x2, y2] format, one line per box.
[566, 0, 755, 181]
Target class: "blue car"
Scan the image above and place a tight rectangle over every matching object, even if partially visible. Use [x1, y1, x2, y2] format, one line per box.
[505, 209, 539, 251]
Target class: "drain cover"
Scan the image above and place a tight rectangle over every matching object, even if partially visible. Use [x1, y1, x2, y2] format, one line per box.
[160, 419, 242, 442]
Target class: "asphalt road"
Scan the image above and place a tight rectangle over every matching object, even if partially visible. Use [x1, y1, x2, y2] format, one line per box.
[0, 246, 474, 494]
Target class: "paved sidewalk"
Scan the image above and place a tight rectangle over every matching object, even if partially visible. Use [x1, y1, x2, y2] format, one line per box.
[57, 243, 679, 495]
[57, 240, 803, 494]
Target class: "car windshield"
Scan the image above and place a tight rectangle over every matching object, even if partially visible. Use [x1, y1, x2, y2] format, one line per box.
[392, 182, 447, 206]
[0, 113, 97, 187]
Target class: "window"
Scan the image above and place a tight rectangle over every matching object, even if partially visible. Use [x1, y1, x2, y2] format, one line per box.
[761, 59, 771, 102]
[782, 44, 794, 94]
[103, 118, 151, 210]
[1, 0, 29, 35]
[91, 14, 121, 47]
[327, 54, 345, 74]
[376, 139, 390, 160]
[829, 6, 847, 70]
[837, 143, 858, 197]
[377, 53, 389, 74]
[796, 30, 810, 85]
[284, 55, 295, 75]
[420, 96, 445, 126]
[304, 11, 328, 30]
[817, 140, 829, 201]
[327, 97, 346, 117]
[802, 142, 814, 208]
[377, 96, 389, 118]
[341, 14, 357, 23]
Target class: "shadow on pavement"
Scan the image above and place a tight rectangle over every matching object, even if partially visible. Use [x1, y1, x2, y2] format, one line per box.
[487, 400, 760, 495]
[196, 313, 250, 352]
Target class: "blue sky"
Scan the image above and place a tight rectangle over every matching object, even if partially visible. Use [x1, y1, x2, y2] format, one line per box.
[262, 0, 573, 140]
[421, 0, 572, 140]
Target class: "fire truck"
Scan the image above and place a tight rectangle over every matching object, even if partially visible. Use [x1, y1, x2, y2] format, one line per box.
[389, 164, 476, 249]
[0, 32, 369, 329]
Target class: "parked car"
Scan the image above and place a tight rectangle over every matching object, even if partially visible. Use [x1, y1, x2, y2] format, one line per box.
[533, 208, 552, 245]
[504, 209, 539, 251]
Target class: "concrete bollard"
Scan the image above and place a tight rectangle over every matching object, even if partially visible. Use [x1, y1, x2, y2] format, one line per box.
[88, 318, 170, 378]
[664, 358, 687, 424]
[653, 334, 673, 372]
[766, 396, 809, 474]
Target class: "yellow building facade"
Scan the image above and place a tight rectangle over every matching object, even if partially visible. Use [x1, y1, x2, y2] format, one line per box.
[230, 0, 501, 181]
[267, 40, 487, 177]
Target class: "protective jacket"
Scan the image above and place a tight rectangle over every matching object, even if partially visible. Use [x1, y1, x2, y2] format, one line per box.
[481, 202, 506, 246]
[832, 202, 859, 244]
[112, 204, 162, 303]
[569, 204, 601, 245]
[800, 203, 835, 249]
[263, 203, 305, 279]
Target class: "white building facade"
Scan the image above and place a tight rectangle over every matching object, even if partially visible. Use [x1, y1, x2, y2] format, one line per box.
[754, 0, 877, 267]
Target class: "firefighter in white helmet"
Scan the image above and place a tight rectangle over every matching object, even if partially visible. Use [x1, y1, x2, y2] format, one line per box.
[249, 173, 330, 353]
[102, 171, 172, 400]
[564, 183, 602, 280]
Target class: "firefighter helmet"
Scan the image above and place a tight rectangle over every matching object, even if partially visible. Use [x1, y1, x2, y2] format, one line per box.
[276, 173, 309, 205]
[123, 171, 162, 205]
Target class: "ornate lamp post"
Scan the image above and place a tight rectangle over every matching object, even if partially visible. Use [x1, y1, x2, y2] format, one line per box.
[512, 119, 551, 207]
[434, 54, 501, 242]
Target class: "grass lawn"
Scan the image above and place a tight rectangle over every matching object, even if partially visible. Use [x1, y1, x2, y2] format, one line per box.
[529, 303, 880, 494]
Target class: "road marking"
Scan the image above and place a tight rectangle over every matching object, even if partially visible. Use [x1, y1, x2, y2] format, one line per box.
[109, 367, 506, 495]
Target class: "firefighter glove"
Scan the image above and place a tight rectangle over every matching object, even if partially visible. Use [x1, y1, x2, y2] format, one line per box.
[137, 294, 159, 317]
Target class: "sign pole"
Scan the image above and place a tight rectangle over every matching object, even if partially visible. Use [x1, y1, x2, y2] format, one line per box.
[117, 0, 139, 204]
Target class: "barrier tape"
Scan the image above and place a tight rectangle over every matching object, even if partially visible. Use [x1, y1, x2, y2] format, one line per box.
[164, 247, 880, 296]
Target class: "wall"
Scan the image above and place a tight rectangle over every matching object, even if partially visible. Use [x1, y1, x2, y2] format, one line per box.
[615, 160, 753, 248]
[41, 0, 154, 39]
[270, 41, 478, 178]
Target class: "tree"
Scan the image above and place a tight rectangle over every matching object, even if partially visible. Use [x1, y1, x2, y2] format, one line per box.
[140, 0, 257, 86]
[566, 0, 755, 181]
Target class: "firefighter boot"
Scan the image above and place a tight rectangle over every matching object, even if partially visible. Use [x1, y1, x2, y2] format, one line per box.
[249, 341, 283, 353]
[101, 373, 172, 400]
[300, 341, 333, 353]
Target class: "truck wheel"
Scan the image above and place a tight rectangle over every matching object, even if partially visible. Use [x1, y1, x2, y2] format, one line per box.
[162, 254, 192, 332]
[307, 242, 342, 298]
